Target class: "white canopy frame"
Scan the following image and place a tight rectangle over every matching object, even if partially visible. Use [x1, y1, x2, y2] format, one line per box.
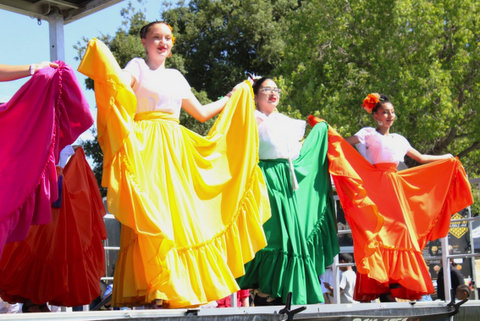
[0, 0, 123, 61]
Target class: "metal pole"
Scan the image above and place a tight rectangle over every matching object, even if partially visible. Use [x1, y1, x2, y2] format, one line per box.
[440, 237, 452, 302]
[47, 8, 65, 61]
[466, 207, 478, 300]
[332, 255, 340, 304]
[231, 292, 237, 307]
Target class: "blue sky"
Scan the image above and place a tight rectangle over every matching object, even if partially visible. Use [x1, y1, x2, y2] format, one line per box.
[0, 0, 167, 141]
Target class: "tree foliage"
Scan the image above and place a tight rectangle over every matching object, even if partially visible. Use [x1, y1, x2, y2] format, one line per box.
[277, 0, 480, 172]
[162, 0, 297, 98]
[79, 0, 480, 190]
[77, 0, 298, 189]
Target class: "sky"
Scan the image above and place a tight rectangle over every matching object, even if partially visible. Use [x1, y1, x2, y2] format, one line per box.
[0, 0, 168, 141]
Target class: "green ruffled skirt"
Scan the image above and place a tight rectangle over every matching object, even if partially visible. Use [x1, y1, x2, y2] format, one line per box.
[237, 121, 339, 305]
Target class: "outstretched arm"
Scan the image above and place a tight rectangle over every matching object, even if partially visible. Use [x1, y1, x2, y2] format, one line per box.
[407, 148, 453, 164]
[182, 92, 231, 123]
[181, 83, 242, 123]
[345, 135, 360, 145]
[0, 62, 58, 82]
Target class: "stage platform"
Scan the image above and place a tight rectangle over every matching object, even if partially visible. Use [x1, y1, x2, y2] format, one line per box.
[1, 300, 479, 321]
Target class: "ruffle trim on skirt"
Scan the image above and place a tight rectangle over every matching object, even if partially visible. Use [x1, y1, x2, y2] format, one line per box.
[238, 207, 339, 305]
[112, 163, 269, 308]
[354, 244, 434, 301]
[307, 198, 339, 274]
[0, 153, 57, 258]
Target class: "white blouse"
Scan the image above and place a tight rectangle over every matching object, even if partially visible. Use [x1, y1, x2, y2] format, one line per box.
[255, 110, 306, 160]
[57, 145, 75, 168]
[124, 58, 191, 118]
[354, 127, 412, 165]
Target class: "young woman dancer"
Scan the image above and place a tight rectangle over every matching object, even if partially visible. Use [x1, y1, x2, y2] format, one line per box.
[309, 93, 473, 301]
[78, 22, 271, 308]
[236, 77, 339, 305]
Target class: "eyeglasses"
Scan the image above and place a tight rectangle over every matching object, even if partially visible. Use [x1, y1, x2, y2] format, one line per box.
[260, 87, 282, 94]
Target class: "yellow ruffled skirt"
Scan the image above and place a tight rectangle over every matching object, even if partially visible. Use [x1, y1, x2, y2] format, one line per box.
[78, 39, 270, 308]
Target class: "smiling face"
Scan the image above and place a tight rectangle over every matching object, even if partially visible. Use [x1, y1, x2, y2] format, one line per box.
[373, 102, 396, 129]
[141, 22, 174, 68]
[254, 79, 280, 115]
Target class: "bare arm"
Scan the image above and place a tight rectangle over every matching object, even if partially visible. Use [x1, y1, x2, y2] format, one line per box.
[345, 135, 360, 145]
[181, 83, 241, 123]
[406, 148, 453, 164]
[121, 70, 136, 88]
[0, 64, 30, 81]
[0, 62, 58, 82]
[182, 92, 230, 123]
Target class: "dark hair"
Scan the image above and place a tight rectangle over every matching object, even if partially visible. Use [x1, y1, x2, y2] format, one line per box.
[457, 284, 471, 293]
[339, 253, 353, 263]
[139, 21, 170, 39]
[372, 94, 391, 114]
[252, 77, 272, 95]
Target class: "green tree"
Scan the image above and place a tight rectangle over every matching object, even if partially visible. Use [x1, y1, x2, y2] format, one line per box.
[81, 128, 106, 196]
[163, 0, 298, 98]
[78, 0, 296, 189]
[278, 0, 480, 174]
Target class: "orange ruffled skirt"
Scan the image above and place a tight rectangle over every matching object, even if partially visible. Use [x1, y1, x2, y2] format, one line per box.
[0, 148, 107, 306]
[308, 116, 473, 301]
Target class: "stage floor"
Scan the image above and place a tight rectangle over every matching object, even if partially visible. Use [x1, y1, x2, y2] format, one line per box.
[0, 300, 479, 321]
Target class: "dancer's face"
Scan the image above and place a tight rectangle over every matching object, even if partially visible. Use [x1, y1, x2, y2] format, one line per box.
[255, 79, 280, 116]
[142, 23, 173, 64]
[373, 102, 396, 128]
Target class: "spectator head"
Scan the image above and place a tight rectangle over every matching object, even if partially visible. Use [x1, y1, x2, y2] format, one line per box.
[455, 284, 471, 300]
[339, 253, 353, 263]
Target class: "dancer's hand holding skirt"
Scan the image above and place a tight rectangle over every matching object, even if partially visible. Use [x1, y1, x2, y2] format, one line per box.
[78, 39, 271, 308]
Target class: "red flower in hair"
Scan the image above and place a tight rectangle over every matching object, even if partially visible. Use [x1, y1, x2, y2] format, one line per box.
[362, 93, 380, 113]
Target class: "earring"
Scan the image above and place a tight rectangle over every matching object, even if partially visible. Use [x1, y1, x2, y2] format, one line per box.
[377, 121, 384, 126]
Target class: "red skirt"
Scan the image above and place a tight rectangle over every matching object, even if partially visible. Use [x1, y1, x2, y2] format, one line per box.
[309, 116, 473, 301]
[0, 148, 107, 306]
